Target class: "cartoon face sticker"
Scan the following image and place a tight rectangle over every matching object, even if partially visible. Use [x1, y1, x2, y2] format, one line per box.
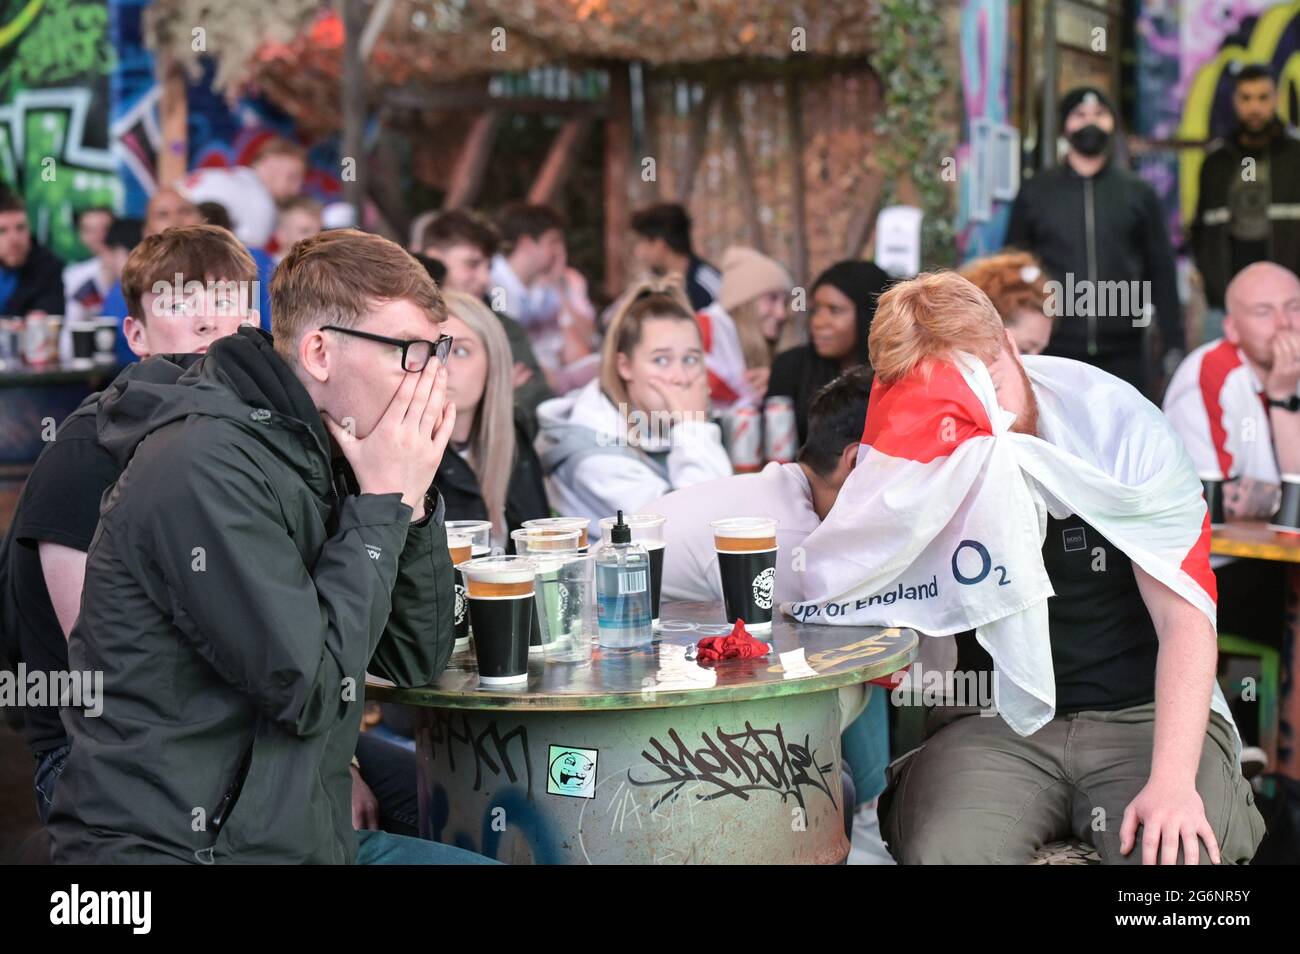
[547, 746, 598, 798]
[752, 567, 775, 610]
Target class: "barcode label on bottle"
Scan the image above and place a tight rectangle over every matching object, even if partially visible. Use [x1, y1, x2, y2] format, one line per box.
[619, 570, 647, 595]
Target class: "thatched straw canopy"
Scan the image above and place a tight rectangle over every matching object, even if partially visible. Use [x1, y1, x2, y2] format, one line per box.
[149, 1, 880, 115]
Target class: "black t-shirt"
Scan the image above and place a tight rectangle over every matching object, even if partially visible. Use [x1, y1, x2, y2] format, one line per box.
[957, 513, 1159, 713]
[8, 408, 120, 755]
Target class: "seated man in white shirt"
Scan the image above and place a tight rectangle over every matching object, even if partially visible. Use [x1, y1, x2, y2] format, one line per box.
[641, 367, 870, 606]
[180, 138, 307, 248]
[640, 368, 893, 863]
[1164, 261, 1300, 518]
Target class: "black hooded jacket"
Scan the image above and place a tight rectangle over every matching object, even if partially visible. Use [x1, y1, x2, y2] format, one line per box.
[3, 242, 65, 315]
[48, 326, 455, 864]
[1191, 120, 1300, 308]
[1005, 159, 1183, 385]
[0, 355, 202, 758]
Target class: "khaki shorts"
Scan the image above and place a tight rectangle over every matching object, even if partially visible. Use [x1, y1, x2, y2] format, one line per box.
[880, 702, 1265, 864]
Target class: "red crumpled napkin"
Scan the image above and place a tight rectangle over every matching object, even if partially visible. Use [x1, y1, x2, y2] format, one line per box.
[696, 619, 771, 663]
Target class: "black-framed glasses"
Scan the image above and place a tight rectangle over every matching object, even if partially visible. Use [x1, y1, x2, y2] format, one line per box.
[321, 325, 452, 372]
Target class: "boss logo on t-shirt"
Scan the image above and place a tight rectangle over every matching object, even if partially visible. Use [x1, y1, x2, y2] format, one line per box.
[1062, 527, 1087, 553]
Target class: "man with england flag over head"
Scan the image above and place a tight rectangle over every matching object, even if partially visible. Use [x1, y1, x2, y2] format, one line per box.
[785, 271, 1264, 865]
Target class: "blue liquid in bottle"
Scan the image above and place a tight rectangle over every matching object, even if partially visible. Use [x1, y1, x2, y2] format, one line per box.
[595, 510, 653, 649]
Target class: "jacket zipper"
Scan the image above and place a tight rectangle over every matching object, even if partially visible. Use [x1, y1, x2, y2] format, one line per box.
[1084, 176, 1098, 357]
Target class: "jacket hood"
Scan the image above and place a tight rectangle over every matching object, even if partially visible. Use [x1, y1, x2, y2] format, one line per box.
[535, 378, 678, 477]
[535, 379, 623, 474]
[97, 326, 331, 489]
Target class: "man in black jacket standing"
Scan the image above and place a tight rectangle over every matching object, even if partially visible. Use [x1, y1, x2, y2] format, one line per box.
[0, 186, 65, 315]
[48, 229, 490, 864]
[1006, 87, 1183, 395]
[1191, 64, 1300, 339]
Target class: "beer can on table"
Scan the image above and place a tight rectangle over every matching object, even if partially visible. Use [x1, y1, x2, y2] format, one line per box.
[724, 406, 762, 473]
[0, 318, 21, 370]
[22, 314, 60, 368]
[763, 396, 797, 464]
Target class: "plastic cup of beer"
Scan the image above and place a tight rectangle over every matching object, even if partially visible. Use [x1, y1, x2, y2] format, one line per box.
[599, 514, 666, 630]
[512, 529, 593, 663]
[522, 516, 590, 552]
[446, 520, 493, 651]
[511, 527, 581, 555]
[711, 517, 778, 633]
[456, 555, 537, 686]
[512, 527, 584, 656]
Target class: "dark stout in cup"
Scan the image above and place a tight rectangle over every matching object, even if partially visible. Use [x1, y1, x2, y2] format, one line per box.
[460, 558, 535, 685]
[448, 536, 473, 649]
[1200, 471, 1226, 528]
[644, 539, 665, 626]
[1271, 473, 1300, 535]
[712, 518, 778, 633]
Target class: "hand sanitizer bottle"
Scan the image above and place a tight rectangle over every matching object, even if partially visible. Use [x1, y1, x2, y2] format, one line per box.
[595, 510, 652, 649]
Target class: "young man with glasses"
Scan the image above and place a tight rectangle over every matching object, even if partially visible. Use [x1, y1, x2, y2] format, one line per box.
[48, 229, 493, 864]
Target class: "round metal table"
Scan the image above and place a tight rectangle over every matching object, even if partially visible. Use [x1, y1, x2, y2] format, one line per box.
[366, 601, 916, 864]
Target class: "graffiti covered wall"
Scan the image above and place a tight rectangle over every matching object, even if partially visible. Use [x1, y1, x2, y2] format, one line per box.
[1135, 0, 1300, 241]
[0, 0, 124, 261]
[2, 0, 342, 266]
[957, 0, 1020, 261]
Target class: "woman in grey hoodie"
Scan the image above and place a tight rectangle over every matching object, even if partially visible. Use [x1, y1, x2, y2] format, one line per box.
[535, 280, 732, 540]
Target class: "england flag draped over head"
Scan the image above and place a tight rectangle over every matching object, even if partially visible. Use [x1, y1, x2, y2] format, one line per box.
[784, 352, 1230, 738]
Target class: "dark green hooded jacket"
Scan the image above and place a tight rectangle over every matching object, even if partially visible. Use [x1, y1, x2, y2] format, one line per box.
[48, 327, 455, 864]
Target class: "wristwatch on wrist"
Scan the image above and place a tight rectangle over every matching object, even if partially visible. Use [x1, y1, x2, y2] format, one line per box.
[411, 488, 437, 526]
[1267, 394, 1300, 412]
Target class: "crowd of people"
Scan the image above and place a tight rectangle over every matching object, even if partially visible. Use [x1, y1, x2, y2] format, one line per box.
[0, 70, 1295, 865]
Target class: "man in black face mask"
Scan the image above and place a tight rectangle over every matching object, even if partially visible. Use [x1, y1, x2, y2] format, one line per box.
[1191, 64, 1300, 340]
[1006, 86, 1183, 396]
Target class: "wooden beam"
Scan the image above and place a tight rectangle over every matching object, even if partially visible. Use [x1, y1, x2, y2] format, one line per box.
[385, 84, 609, 118]
[156, 52, 188, 190]
[366, 123, 408, 242]
[640, 70, 661, 202]
[360, 0, 396, 60]
[783, 74, 808, 289]
[528, 118, 591, 206]
[341, 0, 367, 225]
[444, 112, 501, 209]
[603, 63, 633, 298]
[720, 83, 765, 253]
[844, 168, 886, 260]
[676, 83, 714, 202]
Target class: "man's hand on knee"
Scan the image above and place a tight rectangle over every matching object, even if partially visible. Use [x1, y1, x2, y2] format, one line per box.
[1120, 778, 1221, 865]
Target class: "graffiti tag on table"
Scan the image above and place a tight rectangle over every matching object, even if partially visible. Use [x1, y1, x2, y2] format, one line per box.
[765, 634, 891, 675]
[627, 721, 836, 811]
[428, 709, 533, 795]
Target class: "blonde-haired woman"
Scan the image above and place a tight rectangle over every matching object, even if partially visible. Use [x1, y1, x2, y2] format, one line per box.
[536, 279, 732, 541]
[697, 246, 792, 409]
[434, 291, 550, 550]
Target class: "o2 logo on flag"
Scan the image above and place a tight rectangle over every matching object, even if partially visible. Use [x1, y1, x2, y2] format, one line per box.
[951, 539, 1011, 586]
[752, 567, 776, 609]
